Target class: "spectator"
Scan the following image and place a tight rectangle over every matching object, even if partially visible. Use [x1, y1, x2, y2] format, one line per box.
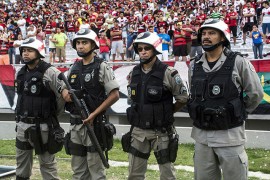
[182, 19, 194, 56]
[103, 23, 111, 39]
[242, 1, 256, 45]
[53, 27, 68, 63]
[49, 30, 56, 64]
[0, 30, 9, 65]
[17, 15, 27, 39]
[26, 25, 36, 39]
[226, 4, 238, 46]
[79, 18, 90, 30]
[261, 1, 270, 42]
[66, 15, 76, 45]
[157, 26, 170, 61]
[99, 30, 111, 61]
[13, 34, 23, 64]
[36, 25, 46, 43]
[190, 23, 202, 59]
[110, 20, 125, 61]
[250, 24, 264, 59]
[8, 29, 16, 64]
[126, 26, 137, 61]
[173, 22, 188, 61]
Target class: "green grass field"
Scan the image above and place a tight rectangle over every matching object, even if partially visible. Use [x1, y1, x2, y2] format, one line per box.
[0, 139, 269, 179]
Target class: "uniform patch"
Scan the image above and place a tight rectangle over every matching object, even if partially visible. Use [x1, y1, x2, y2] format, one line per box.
[127, 87, 131, 96]
[85, 73, 91, 82]
[148, 88, 158, 95]
[107, 65, 115, 79]
[131, 90, 136, 96]
[174, 75, 182, 85]
[71, 74, 77, 79]
[180, 86, 187, 94]
[212, 85, 220, 95]
[31, 85, 37, 93]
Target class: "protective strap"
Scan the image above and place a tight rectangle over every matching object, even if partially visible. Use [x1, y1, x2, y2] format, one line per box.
[129, 146, 150, 159]
[86, 145, 97, 153]
[16, 138, 33, 150]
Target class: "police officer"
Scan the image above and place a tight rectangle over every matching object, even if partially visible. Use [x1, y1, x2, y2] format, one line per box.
[188, 18, 264, 180]
[126, 32, 188, 179]
[61, 29, 119, 179]
[15, 38, 64, 180]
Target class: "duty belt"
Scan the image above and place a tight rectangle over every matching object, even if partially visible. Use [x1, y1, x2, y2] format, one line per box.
[17, 116, 46, 124]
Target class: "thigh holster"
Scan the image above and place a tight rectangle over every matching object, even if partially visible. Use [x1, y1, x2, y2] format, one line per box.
[16, 138, 33, 150]
[154, 149, 170, 164]
[64, 132, 97, 156]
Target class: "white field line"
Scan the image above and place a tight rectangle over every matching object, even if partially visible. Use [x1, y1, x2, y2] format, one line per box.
[109, 160, 270, 179]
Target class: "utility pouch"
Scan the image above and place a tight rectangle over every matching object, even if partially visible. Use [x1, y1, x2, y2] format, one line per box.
[64, 132, 71, 155]
[94, 117, 116, 151]
[121, 126, 134, 153]
[121, 131, 132, 153]
[25, 126, 44, 155]
[229, 98, 242, 118]
[169, 134, 179, 163]
[47, 126, 65, 154]
[104, 122, 116, 151]
[126, 105, 140, 126]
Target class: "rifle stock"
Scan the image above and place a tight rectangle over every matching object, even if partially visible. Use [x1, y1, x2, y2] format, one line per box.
[58, 73, 110, 168]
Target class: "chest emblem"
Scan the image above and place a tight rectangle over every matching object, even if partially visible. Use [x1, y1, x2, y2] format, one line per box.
[212, 85, 221, 95]
[31, 85, 37, 94]
[85, 73, 92, 82]
[148, 88, 158, 95]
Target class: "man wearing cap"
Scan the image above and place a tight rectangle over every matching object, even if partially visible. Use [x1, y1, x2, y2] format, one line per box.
[188, 18, 263, 179]
[125, 31, 188, 179]
[61, 28, 119, 179]
[15, 38, 65, 180]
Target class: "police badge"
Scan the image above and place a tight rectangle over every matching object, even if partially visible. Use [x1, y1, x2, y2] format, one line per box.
[31, 85, 37, 94]
[85, 73, 91, 82]
[212, 85, 220, 95]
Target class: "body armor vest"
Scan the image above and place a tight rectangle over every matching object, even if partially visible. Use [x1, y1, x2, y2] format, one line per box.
[127, 60, 174, 129]
[188, 50, 247, 130]
[66, 57, 106, 115]
[15, 61, 56, 119]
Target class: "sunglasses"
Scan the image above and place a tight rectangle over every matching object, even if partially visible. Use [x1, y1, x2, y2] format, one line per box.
[137, 46, 152, 52]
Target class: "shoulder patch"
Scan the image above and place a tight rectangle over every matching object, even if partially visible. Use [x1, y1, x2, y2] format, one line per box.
[174, 74, 182, 85]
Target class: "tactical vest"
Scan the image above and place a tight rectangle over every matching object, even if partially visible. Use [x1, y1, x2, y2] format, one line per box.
[15, 61, 56, 120]
[66, 57, 106, 115]
[188, 51, 247, 130]
[127, 60, 174, 129]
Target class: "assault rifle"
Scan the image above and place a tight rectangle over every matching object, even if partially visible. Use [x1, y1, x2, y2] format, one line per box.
[58, 73, 110, 168]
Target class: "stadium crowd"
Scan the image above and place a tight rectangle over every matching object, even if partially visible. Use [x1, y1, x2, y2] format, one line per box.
[0, 0, 269, 64]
